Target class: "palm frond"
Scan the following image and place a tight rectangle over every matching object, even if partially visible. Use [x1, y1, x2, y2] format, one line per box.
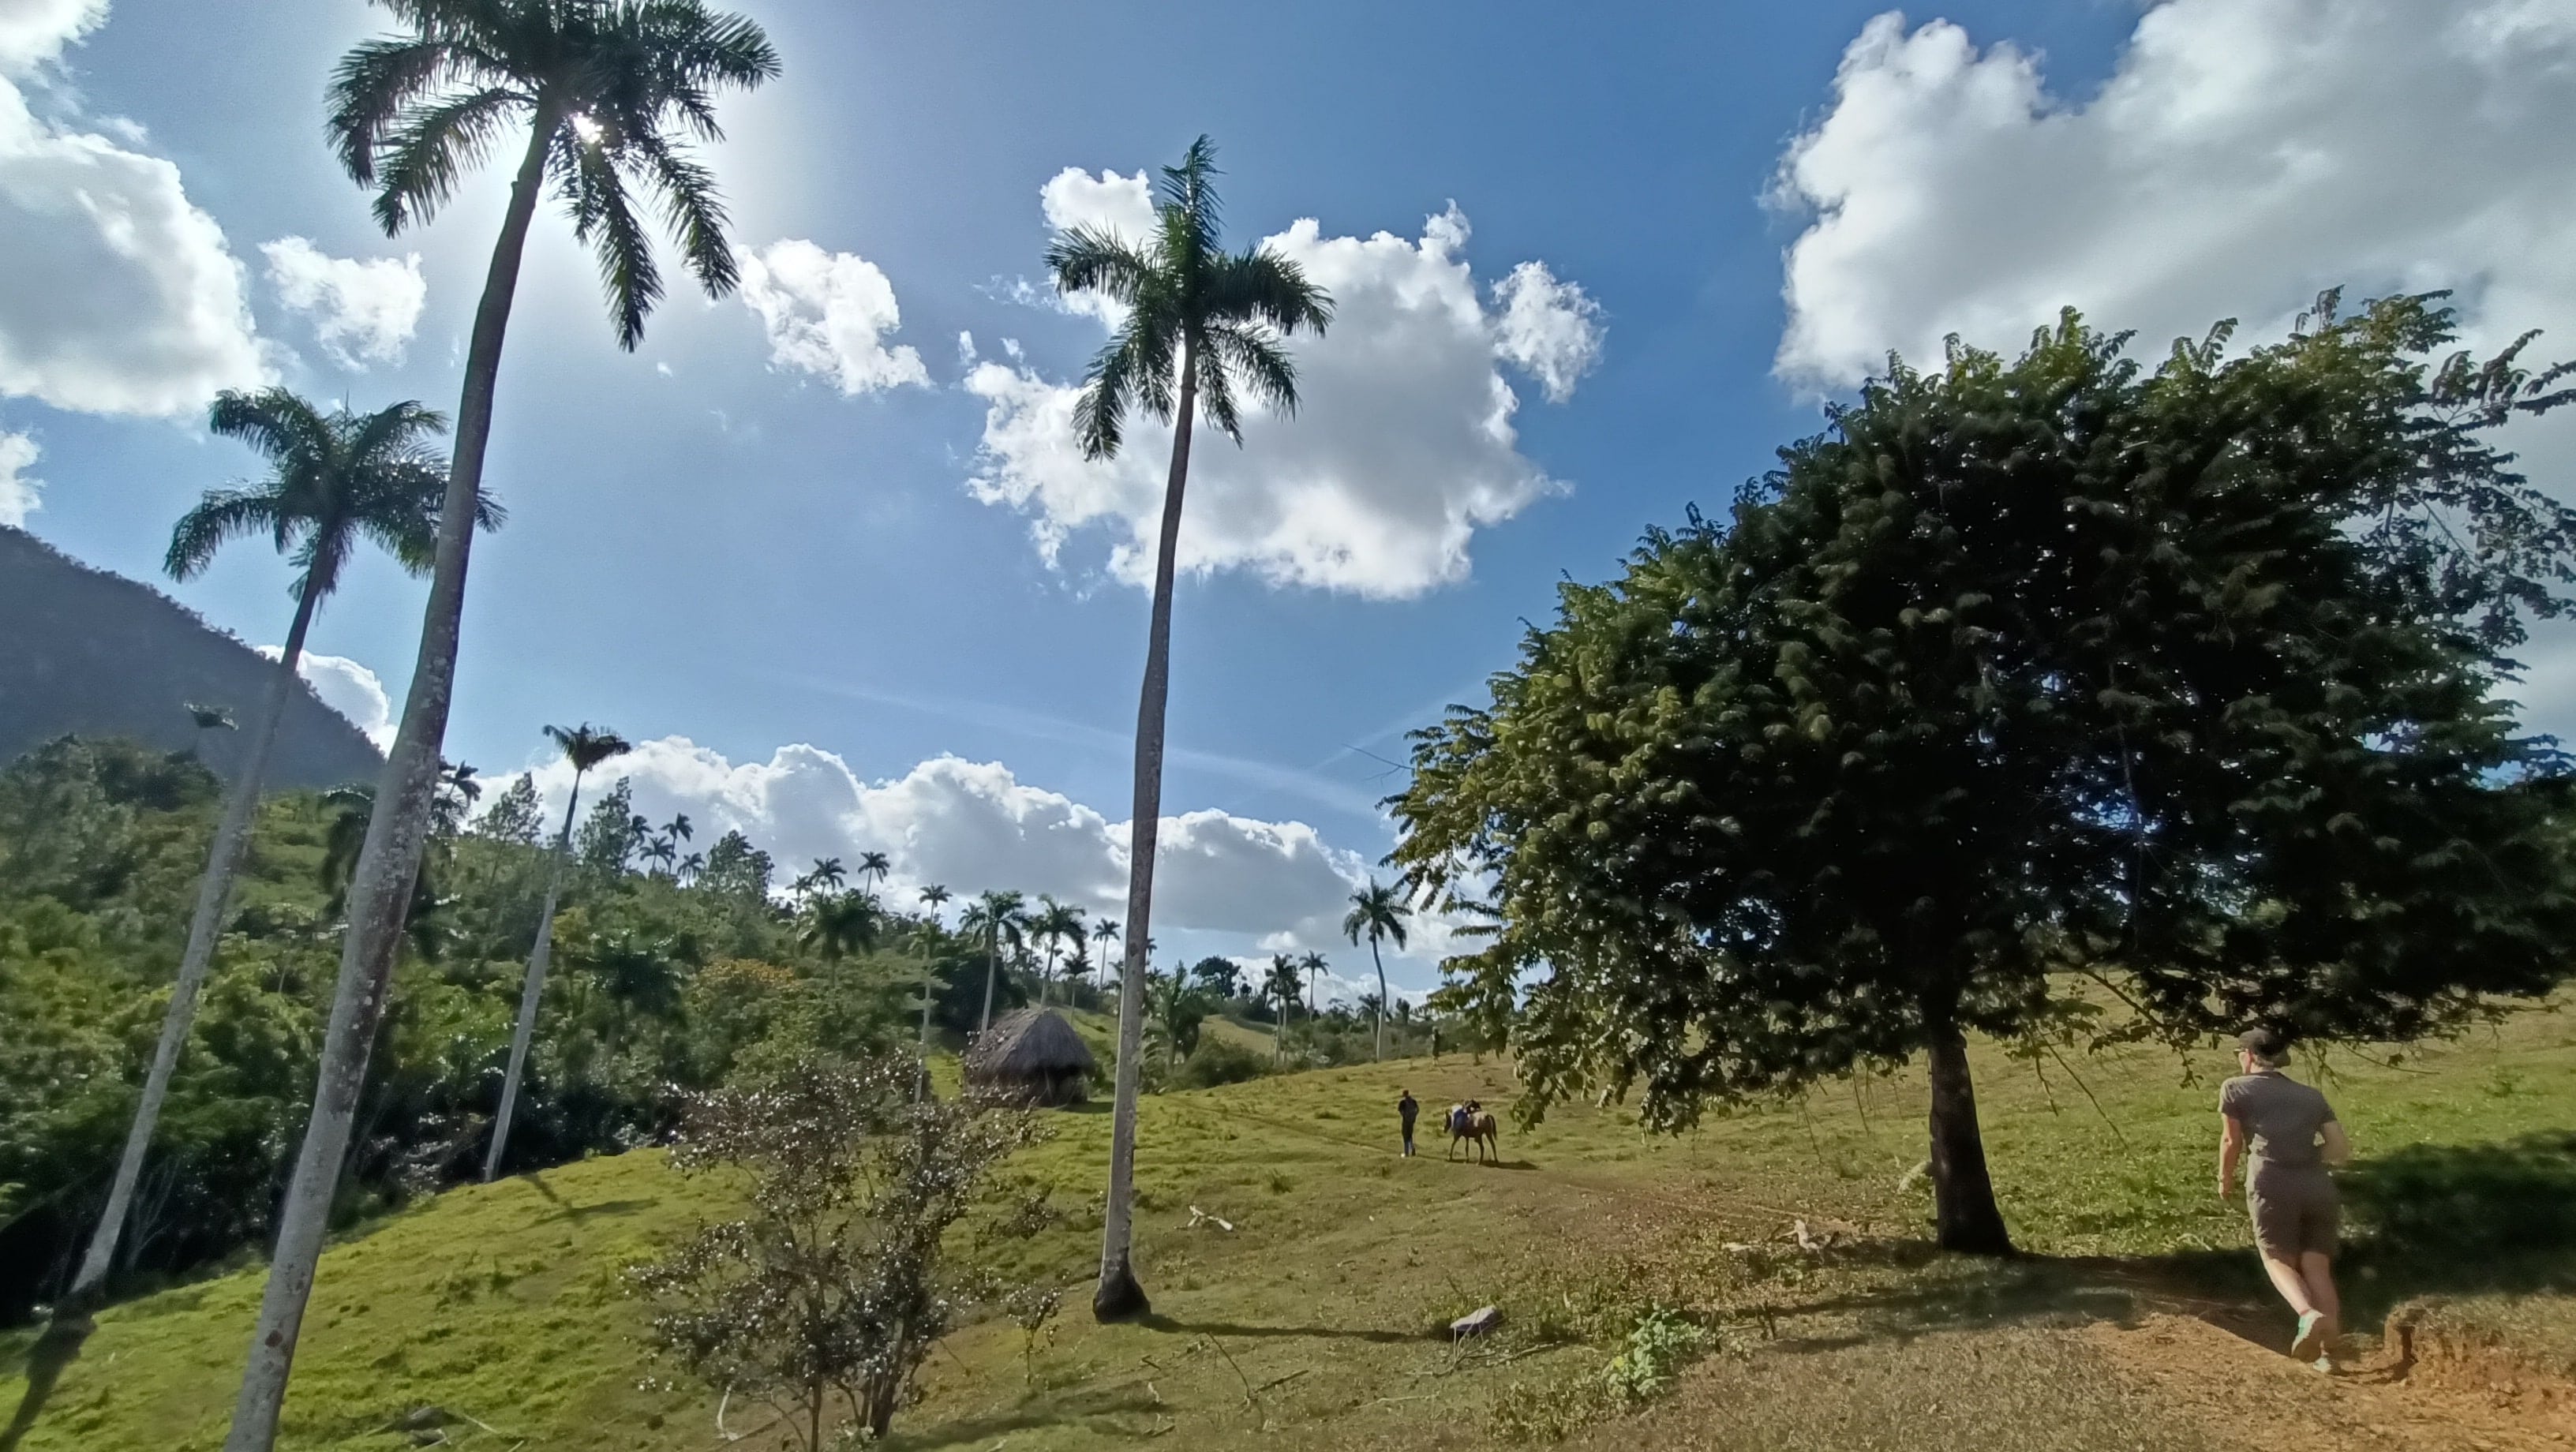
[1073, 336, 1137, 462]
[1046, 228, 1155, 305]
[370, 86, 528, 234]
[164, 491, 282, 582]
[1156, 133, 1223, 264]
[628, 129, 739, 296]
[326, 36, 470, 185]
[208, 387, 334, 470]
[1194, 335, 1245, 443]
[1206, 245, 1333, 336]
[564, 132, 665, 350]
[1206, 322, 1302, 421]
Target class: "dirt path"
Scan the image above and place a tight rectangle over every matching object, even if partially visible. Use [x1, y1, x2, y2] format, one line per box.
[2087, 1312, 2576, 1451]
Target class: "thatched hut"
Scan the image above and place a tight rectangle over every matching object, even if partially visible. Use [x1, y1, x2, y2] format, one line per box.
[964, 1008, 1098, 1106]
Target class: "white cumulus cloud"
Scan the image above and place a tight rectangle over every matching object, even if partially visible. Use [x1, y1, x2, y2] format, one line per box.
[739, 238, 929, 395]
[965, 174, 1604, 599]
[0, 0, 268, 417]
[257, 646, 393, 749]
[1773, 1, 2576, 391]
[499, 737, 1453, 978]
[0, 428, 39, 526]
[0, 0, 102, 73]
[260, 237, 425, 369]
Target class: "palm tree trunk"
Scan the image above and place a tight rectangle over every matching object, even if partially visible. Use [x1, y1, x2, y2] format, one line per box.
[66, 578, 323, 1308]
[483, 773, 585, 1181]
[223, 113, 555, 1452]
[1370, 939, 1387, 1062]
[1095, 355, 1196, 1324]
[979, 933, 999, 1034]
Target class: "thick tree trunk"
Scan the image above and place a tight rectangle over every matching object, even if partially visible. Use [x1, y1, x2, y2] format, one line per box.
[1924, 1020, 2014, 1256]
[223, 114, 553, 1452]
[1095, 357, 1197, 1324]
[1370, 940, 1387, 1061]
[68, 579, 321, 1308]
[484, 776, 585, 1181]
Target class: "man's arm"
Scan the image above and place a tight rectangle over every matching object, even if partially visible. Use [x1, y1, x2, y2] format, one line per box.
[2218, 1113, 2245, 1199]
[2320, 1118, 2351, 1167]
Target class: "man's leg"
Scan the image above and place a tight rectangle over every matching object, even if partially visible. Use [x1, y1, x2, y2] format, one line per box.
[2298, 1252, 2339, 1338]
[2259, 1253, 2318, 1318]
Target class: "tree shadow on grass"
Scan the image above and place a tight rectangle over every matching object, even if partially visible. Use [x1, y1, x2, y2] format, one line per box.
[881, 1383, 1164, 1450]
[0, 1312, 91, 1452]
[1777, 1131, 2576, 1357]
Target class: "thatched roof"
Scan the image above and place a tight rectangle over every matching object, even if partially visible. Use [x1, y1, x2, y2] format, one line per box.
[965, 1008, 1098, 1083]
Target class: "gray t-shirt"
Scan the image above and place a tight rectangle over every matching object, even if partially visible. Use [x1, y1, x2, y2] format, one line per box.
[2221, 1071, 2337, 1168]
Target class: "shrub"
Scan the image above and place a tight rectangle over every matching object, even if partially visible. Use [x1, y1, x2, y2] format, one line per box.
[1174, 1036, 1267, 1089]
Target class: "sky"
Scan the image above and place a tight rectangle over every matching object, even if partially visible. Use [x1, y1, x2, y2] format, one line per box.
[11, 0, 2576, 1001]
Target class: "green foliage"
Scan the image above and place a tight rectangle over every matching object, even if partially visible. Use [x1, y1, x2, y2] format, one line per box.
[0, 736, 970, 1319]
[1171, 1035, 1266, 1090]
[1395, 293, 2576, 1128]
[471, 774, 544, 846]
[1600, 1305, 1713, 1405]
[629, 1055, 1042, 1447]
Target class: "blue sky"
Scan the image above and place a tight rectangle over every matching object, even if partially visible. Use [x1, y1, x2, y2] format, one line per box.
[13, 0, 2576, 997]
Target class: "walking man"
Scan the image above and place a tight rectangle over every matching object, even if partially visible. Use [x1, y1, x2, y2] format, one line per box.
[2219, 1027, 2353, 1368]
[1397, 1088, 1420, 1158]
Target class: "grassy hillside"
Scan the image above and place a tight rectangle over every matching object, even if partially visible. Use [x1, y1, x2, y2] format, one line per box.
[10, 1009, 2576, 1451]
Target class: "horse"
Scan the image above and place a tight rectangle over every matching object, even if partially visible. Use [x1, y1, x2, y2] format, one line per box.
[1446, 1103, 1499, 1164]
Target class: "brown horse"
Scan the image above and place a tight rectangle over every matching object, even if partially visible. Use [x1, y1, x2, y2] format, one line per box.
[1446, 1103, 1499, 1164]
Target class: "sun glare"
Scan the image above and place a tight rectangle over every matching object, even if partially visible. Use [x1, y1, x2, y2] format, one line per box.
[570, 112, 604, 144]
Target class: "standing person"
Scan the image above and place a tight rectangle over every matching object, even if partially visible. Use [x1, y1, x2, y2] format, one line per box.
[2219, 1027, 2353, 1368]
[1397, 1089, 1421, 1158]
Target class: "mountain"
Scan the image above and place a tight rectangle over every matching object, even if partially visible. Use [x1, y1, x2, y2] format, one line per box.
[0, 526, 384, 788]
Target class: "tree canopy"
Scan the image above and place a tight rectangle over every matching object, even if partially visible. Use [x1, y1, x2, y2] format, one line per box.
[1392, 293, 2576, 1250]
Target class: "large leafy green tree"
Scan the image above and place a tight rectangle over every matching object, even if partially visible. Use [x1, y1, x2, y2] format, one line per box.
[485, 723, 630, 1181]
[66, 391, 483, 1312]
[228, 6, 777, 1446]
[1342, 879, 1410, 1061]
[1394, 295, 2576, 1255]
[1046, 135, 1331, 1322]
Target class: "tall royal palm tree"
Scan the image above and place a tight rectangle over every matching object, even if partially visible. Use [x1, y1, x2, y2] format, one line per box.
[232, 9, 777, 1445]
[960, 889, 1027, 1034]
[485, 723, 630, 1181]
[1264, 953, 1301, 1065]
[854, 848, 892, 890]
[1030, 896, 1086, 1006]
[915, 884, 951, 1056]
[1299, 950, 1327, 1016]
[1090, 919, 1120, 990]
[66, 391, 476, 1313]
[794, 856, 846, 899]
[1046, 135, 1330, 1322]
[1344, 880, 1412, 1062]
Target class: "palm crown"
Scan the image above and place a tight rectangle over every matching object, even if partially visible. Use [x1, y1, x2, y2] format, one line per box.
[328, 0, 781, 347]
[1046, 135, 1333, 459]
[545, 721, 632, 776]
[1343, 879, 1411, 952]
[169, 390, 494, 601]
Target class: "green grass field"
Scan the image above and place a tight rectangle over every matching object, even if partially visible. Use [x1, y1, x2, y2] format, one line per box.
[10, 1006, 2576, 1451]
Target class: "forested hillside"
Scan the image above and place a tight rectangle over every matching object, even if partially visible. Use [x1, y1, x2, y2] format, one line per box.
[0, 528, 381, 787]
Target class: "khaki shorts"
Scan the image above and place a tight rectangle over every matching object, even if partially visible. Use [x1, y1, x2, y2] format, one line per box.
[2248, 1163, 2338, 1260]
